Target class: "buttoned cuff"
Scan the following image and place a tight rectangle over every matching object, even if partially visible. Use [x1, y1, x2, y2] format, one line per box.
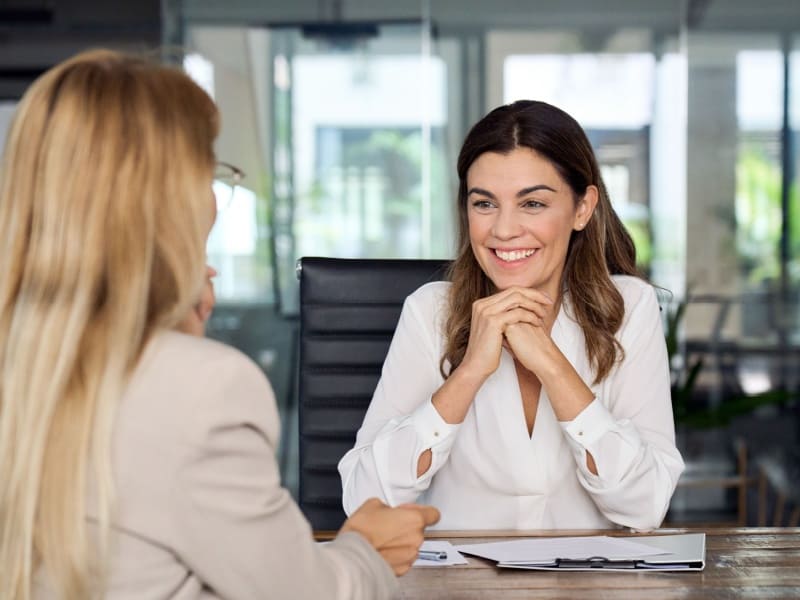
[560, 398, 617, 447]
[411, 397, 460, 449]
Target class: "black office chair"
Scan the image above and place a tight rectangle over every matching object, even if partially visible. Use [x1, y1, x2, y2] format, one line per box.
[297, 257, 449, 531]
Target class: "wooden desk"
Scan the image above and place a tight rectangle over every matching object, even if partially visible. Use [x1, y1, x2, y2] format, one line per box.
[397, 528, 800, 599]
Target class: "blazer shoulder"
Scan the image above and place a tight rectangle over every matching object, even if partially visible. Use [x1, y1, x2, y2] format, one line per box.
[145, 331, 269, 389]
[122, 331, 277, 447]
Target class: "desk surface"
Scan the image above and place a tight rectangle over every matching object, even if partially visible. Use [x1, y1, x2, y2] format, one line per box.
[396, 528, 800, 599]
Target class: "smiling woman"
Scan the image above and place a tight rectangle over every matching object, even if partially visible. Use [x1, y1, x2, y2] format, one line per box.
[339, 100, 685, 532]
[466, 148, 597, 296]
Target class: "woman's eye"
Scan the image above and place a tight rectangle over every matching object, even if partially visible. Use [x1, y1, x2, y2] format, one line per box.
[471, 200, 494, 209]
[523, 200, 545, 209]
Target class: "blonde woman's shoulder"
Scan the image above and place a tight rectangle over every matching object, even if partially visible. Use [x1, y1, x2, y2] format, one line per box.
[120, 330, 277, 446]
[149, 329, 260, 369]
[107, 331, 281, 560]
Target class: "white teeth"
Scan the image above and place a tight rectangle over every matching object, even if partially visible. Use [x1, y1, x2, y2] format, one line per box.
[495, 248, 536, 262]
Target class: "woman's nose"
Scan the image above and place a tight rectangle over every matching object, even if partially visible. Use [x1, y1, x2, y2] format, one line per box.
[491, 207, 522, 240]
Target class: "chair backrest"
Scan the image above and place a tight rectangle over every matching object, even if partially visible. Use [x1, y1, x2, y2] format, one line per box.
[297, 256, 449, 531]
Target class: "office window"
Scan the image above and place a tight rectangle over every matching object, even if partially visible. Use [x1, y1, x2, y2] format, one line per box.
[499, 45, 672, 280]
[271, 26, 453, 311]
[735, 49, 784, 292]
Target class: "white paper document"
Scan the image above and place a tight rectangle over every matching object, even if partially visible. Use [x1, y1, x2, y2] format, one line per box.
[453, 534, 705, 571]
[454, 536, 665, 564]
[413, 541, 469, 567]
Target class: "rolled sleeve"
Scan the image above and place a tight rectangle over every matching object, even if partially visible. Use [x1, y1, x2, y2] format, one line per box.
[560, 397, 643, 481]
[559, 398, 642, 483]
[411, 398, 460, 453]
[554, 279, 685, 530]
[561, 398, 617, 446]
[410, 398, 460, 484]
[368, 398, 460, 505]
[339, 283, 459, 513]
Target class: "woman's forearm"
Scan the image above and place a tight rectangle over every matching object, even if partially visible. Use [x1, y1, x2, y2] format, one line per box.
[430, 365, 486, 424]
[415, 366, 485, 477]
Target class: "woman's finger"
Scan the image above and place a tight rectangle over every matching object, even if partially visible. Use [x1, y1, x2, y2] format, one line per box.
[478, 286, 553, 310]
[488, 307, 543, 331]
[475, 292, 550, 321]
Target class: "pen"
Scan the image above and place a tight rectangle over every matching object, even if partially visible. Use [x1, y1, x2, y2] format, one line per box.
[418, 549, 448, 562]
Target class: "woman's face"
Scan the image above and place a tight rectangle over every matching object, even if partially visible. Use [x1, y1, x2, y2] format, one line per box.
[466, 147, 597, 298]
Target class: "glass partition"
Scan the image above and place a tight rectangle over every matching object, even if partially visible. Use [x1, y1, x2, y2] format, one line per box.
[185, 23, 453, 314]
[489, 30, 687, 294]
[501, 47, 659, 277]
[178, 2, 800, 513]
[270, 23, 453, 311]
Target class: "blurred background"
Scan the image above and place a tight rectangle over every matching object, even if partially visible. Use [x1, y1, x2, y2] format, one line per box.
[2, 0, 799, 527]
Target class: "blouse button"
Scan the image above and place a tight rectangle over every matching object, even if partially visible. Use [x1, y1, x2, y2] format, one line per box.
[434, 431, 439, 437]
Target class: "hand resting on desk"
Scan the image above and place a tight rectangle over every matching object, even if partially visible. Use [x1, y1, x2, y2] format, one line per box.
[340, 498, 441, 576]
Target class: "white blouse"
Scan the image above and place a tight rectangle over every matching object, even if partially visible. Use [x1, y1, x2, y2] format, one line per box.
[338, 276, 684, 531]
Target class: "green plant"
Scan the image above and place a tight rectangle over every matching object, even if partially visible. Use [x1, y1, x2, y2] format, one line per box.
[664, 292, 795, 428]
[735, 145, 782, 284]
[622, 219, 653, 274]
[664, 295, 704, 424]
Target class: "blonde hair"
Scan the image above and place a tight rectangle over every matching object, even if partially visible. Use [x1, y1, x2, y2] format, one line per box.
[0, 49, 219, 599]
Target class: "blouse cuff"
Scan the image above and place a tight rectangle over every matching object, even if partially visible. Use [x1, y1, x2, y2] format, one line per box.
[410, 397, 460, 450]
[559, 397, 643, 484]
[560, 398, 616, 447]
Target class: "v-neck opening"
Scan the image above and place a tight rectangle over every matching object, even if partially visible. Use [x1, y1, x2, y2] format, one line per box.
[507, 299, 566, 442]
[514, 360, 541, 440]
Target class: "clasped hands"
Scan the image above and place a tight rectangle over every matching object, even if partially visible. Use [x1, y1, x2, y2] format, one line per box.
[463, 286, 557, 379]
[460, 285, 598, 465]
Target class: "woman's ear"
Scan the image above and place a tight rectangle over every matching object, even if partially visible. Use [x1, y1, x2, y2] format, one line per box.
[573, 185, 599, 231]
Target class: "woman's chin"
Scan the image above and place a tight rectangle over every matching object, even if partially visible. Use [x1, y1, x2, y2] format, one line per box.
[490, 275, 540, 291]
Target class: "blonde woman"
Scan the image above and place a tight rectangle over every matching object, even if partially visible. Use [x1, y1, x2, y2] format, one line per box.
[0, 50, 438, 600]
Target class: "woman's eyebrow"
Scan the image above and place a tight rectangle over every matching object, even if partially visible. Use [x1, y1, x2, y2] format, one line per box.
[516, 184, 557, 197]
[468, 184, 557, 198]
[467, 186, 495, 198]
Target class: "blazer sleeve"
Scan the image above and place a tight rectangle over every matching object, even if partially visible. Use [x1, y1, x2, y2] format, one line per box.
[168, 353, 397, 600]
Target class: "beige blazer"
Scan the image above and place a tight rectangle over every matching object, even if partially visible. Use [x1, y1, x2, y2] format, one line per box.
[36, 331, 396, 599]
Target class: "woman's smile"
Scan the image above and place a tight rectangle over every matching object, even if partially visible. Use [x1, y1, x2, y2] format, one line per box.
[492, 247, 538, 263]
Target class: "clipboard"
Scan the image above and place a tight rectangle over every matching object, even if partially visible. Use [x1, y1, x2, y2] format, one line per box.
[457, 533, 706, 572]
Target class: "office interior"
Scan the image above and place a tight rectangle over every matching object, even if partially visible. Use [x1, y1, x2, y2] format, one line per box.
[2, 0, 799, 528]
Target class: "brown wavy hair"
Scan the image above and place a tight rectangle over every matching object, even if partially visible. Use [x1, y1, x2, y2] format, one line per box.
[441, 100, 639, 384]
